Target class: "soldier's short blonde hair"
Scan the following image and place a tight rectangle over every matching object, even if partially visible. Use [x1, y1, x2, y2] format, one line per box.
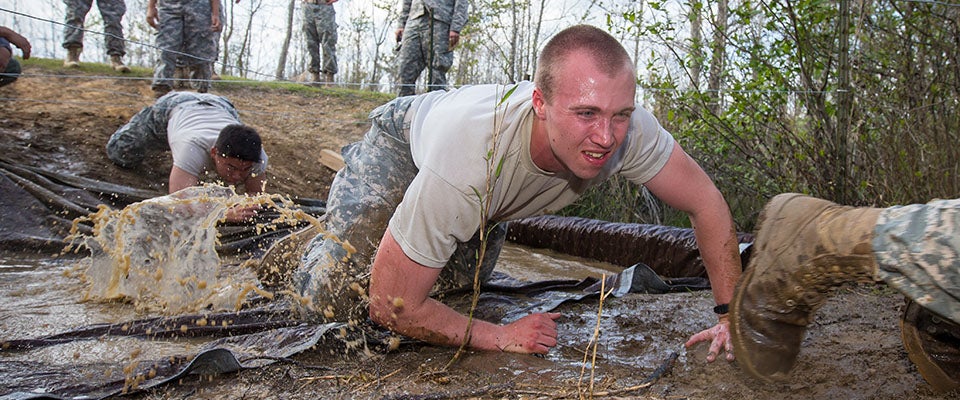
[534, 25, 635, 102]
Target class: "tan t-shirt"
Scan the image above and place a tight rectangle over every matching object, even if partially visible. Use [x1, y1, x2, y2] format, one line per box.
[389, 81, 675, 268]
[167, 102, 268, 179]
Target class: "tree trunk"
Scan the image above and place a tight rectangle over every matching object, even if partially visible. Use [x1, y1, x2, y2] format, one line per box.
[275, 0, 297, 80]
[220, 0, 236, 76]
[834, 0, 851, 203]
[237, 0, 264, 78]
[706, 0, 727, 114]
[689, 0, 703, 90]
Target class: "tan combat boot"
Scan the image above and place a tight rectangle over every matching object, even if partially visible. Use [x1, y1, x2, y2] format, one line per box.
[64, 47, 81, 68]
[730, 193, 882, 382]
[174, 67, 189, 89]
[901, 299, 960, 392]
[324, 72, 335, 87]
[310, 71, 321, 86]
[110, 55, 130, 73]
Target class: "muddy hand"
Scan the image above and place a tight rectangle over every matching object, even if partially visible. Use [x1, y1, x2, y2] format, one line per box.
[224, 204, 261, 222]
[497, 312, 561, 354]
[684, 315, 734, 362]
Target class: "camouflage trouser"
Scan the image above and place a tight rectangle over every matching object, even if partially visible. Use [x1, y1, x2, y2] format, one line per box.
[151, 0, 216, 90]
[0, 56, 20, 87]
[293, 96, 505, 322]
[62, 0, 127, 56]
[176, 1, 222, 77]
[105, 92, 238, 167]
[875, 199, 960, 325]
[302, 3, 338, 75]
[396, 14, 453, 96]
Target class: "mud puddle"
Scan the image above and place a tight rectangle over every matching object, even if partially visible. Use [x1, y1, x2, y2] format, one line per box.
[2, 242, 947, 399]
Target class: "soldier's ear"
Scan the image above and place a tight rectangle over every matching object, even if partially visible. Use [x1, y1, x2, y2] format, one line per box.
[532, 88, 546, 118]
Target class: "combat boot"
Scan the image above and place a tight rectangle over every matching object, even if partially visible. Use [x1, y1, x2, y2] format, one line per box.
[151, 84, 172, 99]
[64, 47, 81, 68]
[310, 71, 321, 86]
[901, 299, 960, 392]
[324, 72, 335, 87]
[110, 55, 130, 73]
[730, 193, 882, 382]
[174, 67, 189, 89]
[189, 65, 210, 93]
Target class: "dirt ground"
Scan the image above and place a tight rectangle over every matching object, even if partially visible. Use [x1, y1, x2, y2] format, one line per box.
[2, 62, 958, 399]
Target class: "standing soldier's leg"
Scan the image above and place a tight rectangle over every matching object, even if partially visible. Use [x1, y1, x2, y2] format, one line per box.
[211, 0, 224, 80]
[151, 1, 185, 96]
[62, 0, 94, 67]
[182, 0, 215, 93]
[396, 17, 428, 97]
[303, 5, 322, 84]
[426, 20, 453, 92]
[98, 0, 130, 72]
[318, 4, 338, 85]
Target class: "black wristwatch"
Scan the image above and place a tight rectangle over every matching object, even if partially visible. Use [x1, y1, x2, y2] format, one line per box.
[713, 303, 729, 314]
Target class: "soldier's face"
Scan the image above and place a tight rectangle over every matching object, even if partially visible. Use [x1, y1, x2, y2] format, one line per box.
[211, 150, 255, 185]
[532, 53, 636, 180]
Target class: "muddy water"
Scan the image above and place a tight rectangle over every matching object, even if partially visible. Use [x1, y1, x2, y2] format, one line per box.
[0, 256, 205, 368]
[0, 231, 704, 393]
[0, 242, 634, 353]
[2, 245, 938, 399]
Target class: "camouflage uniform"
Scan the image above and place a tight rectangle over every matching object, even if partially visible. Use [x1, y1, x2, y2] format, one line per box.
[106, 92, 238, 167]
[396, 0, 468, 96]
[151, 0, 217, 92]
[62, 0, 127, 56]
[293, 96, 504, 322]
[875, 199, 960, 325]
[0, 37, 20, 87]
[302, 0, 338, 76]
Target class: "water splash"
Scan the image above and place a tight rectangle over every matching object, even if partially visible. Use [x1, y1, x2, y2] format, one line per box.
[67, 186, 271, 314]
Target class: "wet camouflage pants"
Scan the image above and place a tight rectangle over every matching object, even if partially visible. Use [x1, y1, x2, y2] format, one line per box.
[62, 0, 127, 56]
[105, 92, 238, 167]
[302, 3, 338, 75]
[396, 15, 453, 96]
[875, 199, 960, 325]
[293, 96, 505, 322]
[151, 0, 216, 90]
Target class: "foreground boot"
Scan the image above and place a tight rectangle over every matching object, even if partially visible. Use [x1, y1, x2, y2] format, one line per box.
[901, 299, 960, 392]
[324, 72, 335, 87]
[310, 71, 321, 86]
[110, 55, 130, 73]
[730, 193, 882, 382]
[64, 47, 81, 68]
